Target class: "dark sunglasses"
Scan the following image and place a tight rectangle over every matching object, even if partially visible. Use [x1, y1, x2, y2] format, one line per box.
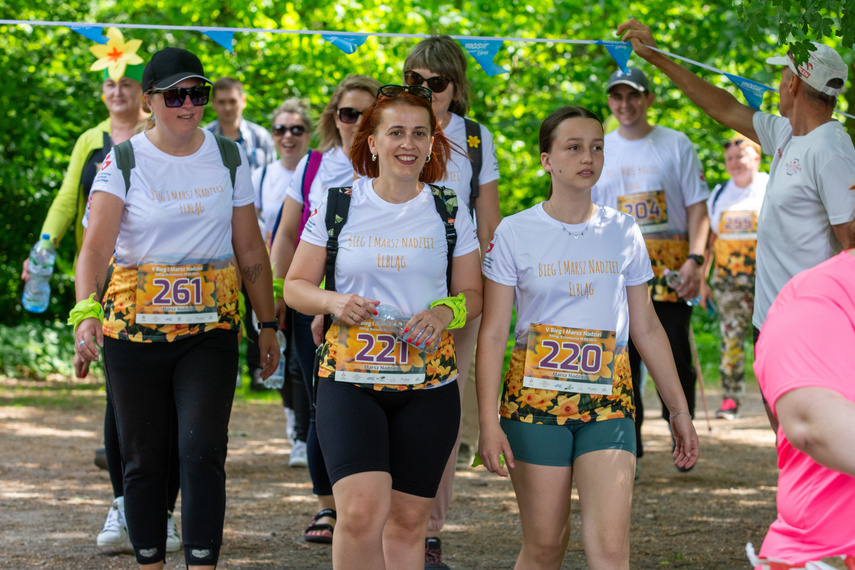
[404, 71, 451, 94]
[723, 139, 745, 149]
[376, 84, 433, 102]
[337, 107, 365, 124]
[149, 86, 211, 108]
[272, 124, 307, 137]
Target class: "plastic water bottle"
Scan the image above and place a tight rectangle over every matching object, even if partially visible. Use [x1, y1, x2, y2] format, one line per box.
[22, 234, 56, 313]
[373, 304, 440, 353]
[264, 330, 286, 389]
[663, 268, 717, 317]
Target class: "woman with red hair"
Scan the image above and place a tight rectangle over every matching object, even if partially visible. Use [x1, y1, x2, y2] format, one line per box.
[284, 85, 483, 568]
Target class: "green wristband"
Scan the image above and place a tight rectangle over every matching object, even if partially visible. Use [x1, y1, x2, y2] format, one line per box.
[67, 293, 104, 331]
[273, 278, 284, 303]
[430, 293, 467, 330]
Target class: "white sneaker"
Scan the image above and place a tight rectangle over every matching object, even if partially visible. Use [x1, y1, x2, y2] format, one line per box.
[284, 407, 297, 443]
[97, 497, 130, 547]
[166, 510, 182, 552]
[289, 440, 308, 467]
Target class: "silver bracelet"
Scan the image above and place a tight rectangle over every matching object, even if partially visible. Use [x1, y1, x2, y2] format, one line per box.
[669, 411, 692, 420]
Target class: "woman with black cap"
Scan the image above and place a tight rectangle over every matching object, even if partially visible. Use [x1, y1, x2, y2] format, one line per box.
[71, 47, 278, 569]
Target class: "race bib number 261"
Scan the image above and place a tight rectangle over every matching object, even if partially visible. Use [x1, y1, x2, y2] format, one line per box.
[136, 263, 218, 324]
[523, 324, 616, 395]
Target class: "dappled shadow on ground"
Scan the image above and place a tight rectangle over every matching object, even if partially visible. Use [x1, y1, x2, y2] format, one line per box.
[0, 376, 778, 568]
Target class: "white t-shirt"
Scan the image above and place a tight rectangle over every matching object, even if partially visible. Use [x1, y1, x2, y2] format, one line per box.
[91, 129, 254, 267]
[252, 160, 296, 242]
[438, 113, 501, 210]
[482, 203, 653, 347]
[752, 112, 855, 328]
[301, 177, 479, 316]
[708, 172, 768, 238]
[592, 126, 709, 236]
[286, 146, 354, 209]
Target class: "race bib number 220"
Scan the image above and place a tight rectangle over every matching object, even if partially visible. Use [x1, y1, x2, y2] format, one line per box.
[523, 323, 616, 395]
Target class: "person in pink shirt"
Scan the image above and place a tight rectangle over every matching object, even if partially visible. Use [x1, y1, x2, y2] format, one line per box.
[752, 220, 855, 568]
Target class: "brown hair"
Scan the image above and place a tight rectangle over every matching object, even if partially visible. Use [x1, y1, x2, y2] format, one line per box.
[539, 106, 603, 198]
[211, 76, 243, 97]
[351, 92, 451, 184]
[403, 35, 471, 117]
[317, 75, 382, 152]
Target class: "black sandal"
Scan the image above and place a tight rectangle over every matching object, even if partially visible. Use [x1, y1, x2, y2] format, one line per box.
[304, 508, 336, 544]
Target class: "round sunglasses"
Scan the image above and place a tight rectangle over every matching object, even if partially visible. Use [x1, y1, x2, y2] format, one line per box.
[149, 86, 211, 108]
[404, 71, 451, 94]
[272, 124, 307, 137]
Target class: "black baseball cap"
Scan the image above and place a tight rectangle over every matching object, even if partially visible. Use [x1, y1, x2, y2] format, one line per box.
[607, 67, 651, 93]
[142, 47, 212, 92]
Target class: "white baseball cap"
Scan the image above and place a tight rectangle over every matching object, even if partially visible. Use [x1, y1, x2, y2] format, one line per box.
[766, 42, 848, 97]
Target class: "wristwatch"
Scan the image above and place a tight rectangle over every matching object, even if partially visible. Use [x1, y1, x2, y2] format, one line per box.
[259, 318, 279, 330]
[687, 254, 704, 266]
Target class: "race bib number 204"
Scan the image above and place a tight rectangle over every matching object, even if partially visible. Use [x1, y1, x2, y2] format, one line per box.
[523, 323, 616, 395]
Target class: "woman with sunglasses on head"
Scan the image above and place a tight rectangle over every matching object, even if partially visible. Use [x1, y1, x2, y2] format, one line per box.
[269, 74, 380, 544]
[284, 85, 483, 569]
[477, 107, 698, 569]
[73, 47, 278, 570]
[402, 35, 502, 567]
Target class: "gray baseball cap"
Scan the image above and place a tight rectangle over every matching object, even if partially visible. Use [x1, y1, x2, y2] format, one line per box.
[607, 67, 651, 93]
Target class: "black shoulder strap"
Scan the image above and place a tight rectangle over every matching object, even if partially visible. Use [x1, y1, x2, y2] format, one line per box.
[464, 118, 483, 208]
[113, 140, 135, 196]
[710, 183, 725, 211]
[322, 186, 353, 332]
[213, 133, 242, 189]
[258, 164, 268, 205]
[429, 184, 459, 295]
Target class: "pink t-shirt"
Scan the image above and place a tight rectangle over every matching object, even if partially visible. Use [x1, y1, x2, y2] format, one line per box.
[754, 250, 855, 564]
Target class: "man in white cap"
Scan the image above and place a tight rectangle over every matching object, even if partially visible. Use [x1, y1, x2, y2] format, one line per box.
[591, 67, 710, 477]
[616, 19, 855, 430]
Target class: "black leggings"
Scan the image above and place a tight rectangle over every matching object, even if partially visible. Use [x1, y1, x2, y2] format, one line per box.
[104, 330, 237, 567]
[628, 301, 695, 458]
[316, 378, 460, 498]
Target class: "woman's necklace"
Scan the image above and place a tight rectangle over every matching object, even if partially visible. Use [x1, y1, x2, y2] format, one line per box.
[548, 201, 596, 240]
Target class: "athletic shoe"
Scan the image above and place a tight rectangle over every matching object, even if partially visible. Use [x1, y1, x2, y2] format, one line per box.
[284, 407, 297, 443]
[166, 510, 182, 552]
[97, 497, 129, 548]
[715, 398, 739, 420]
[94, 447, 108, 470]
[289, 440, 308, 468]
[425, 537, 450, 569]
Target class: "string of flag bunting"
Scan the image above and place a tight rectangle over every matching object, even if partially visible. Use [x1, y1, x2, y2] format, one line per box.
[1, 18, 852, 118]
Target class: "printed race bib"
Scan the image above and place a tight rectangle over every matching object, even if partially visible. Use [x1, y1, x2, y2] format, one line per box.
[135, 263, 218, 324]
[336, 321, 426, 385]
[523, 323, 616, 395]
[617, 190, 668, 233]
[718, 210, 758, 239]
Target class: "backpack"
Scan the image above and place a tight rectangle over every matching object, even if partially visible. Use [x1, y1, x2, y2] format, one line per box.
[269, 149, 323, 247]
[464, 118, 483, 214]
[320, 184, 459, 333]
[112, 133, 242, 194]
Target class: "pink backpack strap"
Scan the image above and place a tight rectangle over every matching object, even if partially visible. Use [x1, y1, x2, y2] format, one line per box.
[298, 150, 324, 238]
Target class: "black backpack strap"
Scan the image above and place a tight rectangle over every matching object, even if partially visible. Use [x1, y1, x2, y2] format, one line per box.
[322, 186, 353, 332]
[258, 164, 268, 206]
[710, 183, 725, 212]
[112, 140, 135, 196]
[213, 133, 242, 189]
[429, 184, 459, 294]
[464, 118, 483, 213]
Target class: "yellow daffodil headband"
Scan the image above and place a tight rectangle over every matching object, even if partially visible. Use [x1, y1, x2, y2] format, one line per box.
[89, 27, 144, 83]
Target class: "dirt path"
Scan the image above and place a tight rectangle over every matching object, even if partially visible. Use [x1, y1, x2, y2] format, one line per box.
[0, 375, 780, 569]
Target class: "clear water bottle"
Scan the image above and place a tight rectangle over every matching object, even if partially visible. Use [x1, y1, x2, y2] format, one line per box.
[264, 330, 286, 389]
[373, 304, 440, 353]
[22, 234, 56, 313]
[663, 268, 702, 307]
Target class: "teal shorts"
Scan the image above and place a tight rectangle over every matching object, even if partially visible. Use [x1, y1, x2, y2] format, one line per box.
[500, 417, 636, 467]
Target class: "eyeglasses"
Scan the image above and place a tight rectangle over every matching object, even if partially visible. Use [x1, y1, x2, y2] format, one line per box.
[149, 86, 211, 108]
[272, 124, 307, 137]
[723, 139, 745, 149]
[337, 107, 366, 124]
[404, 71, 451, 94]
[376, 84, 433, 102]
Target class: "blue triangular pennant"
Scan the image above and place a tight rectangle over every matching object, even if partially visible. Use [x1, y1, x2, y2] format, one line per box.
[322, 34, 368, 55]
[459, 39, 510, 76]
[201, 30, 235, 53]
[722, 73, 774, 110]
[597, 40, 633, 73]
[69, 25, 108, 45]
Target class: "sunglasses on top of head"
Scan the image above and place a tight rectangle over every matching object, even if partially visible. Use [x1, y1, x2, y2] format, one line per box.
[149, 85, 211, 108]
[272, 124, 307, 137]
[404, 71, 451, 94]
[376, 84, 433, 102]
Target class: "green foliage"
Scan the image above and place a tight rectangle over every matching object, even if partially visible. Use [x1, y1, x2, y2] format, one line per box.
[0, 321, 86, 379]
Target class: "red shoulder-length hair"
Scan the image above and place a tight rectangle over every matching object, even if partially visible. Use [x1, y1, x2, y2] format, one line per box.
[351, 91, 453, 184]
